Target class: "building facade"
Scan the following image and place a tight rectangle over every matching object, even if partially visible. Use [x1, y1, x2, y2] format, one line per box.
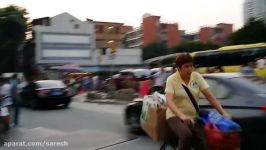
[94, 21, 125, 50]
[199, 23, 233, 45]
[30, 13, 143, 75]
[244, 0, 266, 24]
[124, 27, 143, 48]
[33, 12, 97, 67]
[124, 14, 181, 48]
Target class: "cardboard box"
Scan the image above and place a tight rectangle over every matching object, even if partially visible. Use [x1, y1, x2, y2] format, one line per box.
[141, 107, 171, 141]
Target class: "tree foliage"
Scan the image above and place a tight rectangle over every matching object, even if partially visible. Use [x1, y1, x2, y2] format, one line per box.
[229, 19, 266, 45]
[142, 41, 169, 60]
[0, 5, 28, 73]
[171, 41, 220, 53]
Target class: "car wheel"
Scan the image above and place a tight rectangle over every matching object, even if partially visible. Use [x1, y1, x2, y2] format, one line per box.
[62, 98, 71, 109]
[127, 112, 141, 133]
[62, 102, 70, 108]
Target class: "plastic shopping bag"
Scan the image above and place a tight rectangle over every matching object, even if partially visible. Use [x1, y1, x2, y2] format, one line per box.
[152, 92, 167, 106]
[204, 123, 241, 150]
[199, 111, 241, 132]
[0, 107, 9, 116]
[198, 111, 241, 150]
[140, 95, 158, 123]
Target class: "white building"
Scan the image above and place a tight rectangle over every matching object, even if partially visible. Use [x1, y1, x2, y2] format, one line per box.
[33, 12, 97, 67]
[244, 0, 266, 24]
[32, 12, 144, 73]
[83, 48, 143, 72]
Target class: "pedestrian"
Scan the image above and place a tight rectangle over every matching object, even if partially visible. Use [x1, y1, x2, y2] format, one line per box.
[10, 74, 20, 127]
[240, 62, 256, 76]
[256, 57, 265, 70]
[151, 67, 169, 94]
[165, 53, 231, 150]
[139, 75, 150, 97]
[92, 74, 99, 91]
[0, 77, 12, 130]
[0, 77, 12, 108]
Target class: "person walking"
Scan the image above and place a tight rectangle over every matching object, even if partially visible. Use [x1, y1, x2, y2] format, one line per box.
[151, 67, 169, 94]
[92, 75, 99, 91]
[139, 76, 150, 97]
[0, 77, 12, 108]
[10, 74, 20, 127]
[165, 53, 231, 150]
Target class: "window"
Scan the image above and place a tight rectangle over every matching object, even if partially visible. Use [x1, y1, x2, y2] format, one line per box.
[74, 24, 80, 29]
[115, 26, 120, 34]
[96, 25, 104, 33]
[102, 48, 107, 55]
[70, 19, 75, 22]
[161, 24, 167, 30]
[107, 26, 116, 34]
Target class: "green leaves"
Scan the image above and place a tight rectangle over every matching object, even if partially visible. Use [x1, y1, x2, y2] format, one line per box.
[171, 41, 219, 53]
[142, 41, 169, 60]
[0, 5, 29, 73]
[229, 19, 266, 45]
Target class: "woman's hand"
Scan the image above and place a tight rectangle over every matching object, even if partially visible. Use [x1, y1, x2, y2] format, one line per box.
[179, 114, 194, 125]
[222, 112, 232, 119]
[202, 88, 232, 119]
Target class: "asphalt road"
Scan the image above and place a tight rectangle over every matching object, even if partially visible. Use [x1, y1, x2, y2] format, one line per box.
[0, 101, 168, 150]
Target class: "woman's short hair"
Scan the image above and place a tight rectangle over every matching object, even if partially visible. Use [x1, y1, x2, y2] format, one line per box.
[175, 53, 193, 68]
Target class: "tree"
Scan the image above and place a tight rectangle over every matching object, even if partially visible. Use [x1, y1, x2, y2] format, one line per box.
[142, 41, 169, 60]
[0, 5, 28, 73]
[229, 19, 266, 45]
[171, 41, 220, 53]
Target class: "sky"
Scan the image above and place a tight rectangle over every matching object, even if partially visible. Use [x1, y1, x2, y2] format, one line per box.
[0, 0, 245, 33]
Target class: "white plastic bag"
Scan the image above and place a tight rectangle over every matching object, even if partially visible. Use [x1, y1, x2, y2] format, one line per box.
[140, 95, 159, 123]
[152, 92, 167, 106]
[0, 107, 9, 116]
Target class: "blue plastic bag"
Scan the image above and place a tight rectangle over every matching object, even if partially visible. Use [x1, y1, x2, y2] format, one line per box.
[199, 111, 241, 132]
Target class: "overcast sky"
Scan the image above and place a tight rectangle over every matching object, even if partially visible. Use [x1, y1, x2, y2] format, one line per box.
[1, 0, 244, 33]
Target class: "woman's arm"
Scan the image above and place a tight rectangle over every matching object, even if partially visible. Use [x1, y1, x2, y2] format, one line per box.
[201, 88, 231, 118]
[166, 93, 194, 124]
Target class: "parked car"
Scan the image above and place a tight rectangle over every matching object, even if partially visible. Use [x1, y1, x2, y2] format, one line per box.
[20, 80, 73, 109]
[124, 73, 266, 150]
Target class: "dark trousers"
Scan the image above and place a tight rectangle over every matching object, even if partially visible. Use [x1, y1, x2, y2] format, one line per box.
[13, 104, 20, 126]
[10, 101, 20, 126]
[167, 117, 209, 150]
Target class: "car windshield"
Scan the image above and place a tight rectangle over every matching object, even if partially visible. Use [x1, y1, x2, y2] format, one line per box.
[230, 77, 266, 94]
[133, 70, 151, 78]
[36, 80, 65, 88]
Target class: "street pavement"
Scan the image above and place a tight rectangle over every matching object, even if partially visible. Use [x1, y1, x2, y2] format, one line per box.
[0, 93, 172, 150]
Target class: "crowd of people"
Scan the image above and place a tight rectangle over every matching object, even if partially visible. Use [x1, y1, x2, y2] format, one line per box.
[62, 73, 100, 95]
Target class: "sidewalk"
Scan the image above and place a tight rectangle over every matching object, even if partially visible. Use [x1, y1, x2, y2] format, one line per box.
[72, 92, 129, 105]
